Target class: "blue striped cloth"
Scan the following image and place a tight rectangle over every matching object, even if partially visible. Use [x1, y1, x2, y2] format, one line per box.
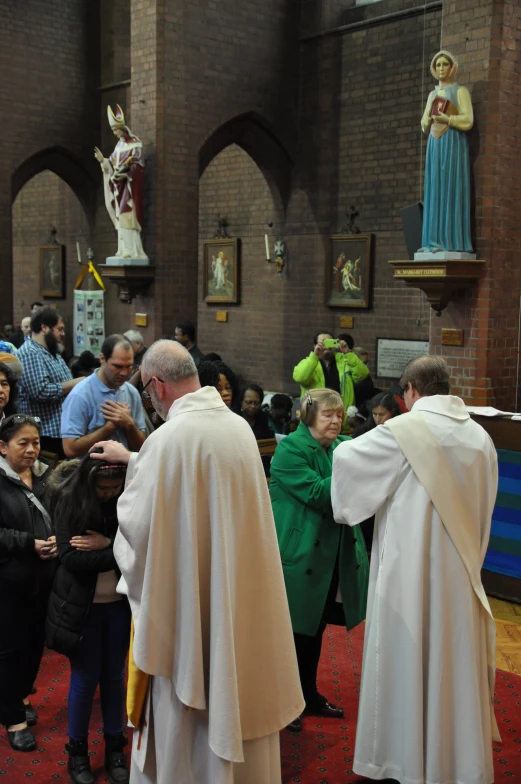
[484, 449, 521, 579]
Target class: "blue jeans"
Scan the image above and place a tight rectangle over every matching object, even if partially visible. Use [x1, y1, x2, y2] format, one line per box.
[68, 600, 131, 741]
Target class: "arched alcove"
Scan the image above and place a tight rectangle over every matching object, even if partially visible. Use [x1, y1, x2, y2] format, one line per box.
[12, 170, 90, 353]
[197, 142, 287, 389]
[12, 147, 97, 226]
[199, 112, 293, 213]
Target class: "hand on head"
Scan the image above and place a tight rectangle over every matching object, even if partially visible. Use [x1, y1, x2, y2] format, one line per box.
[89, 440, 131, 465]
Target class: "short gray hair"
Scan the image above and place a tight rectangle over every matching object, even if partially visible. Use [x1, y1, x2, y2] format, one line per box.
[123, 329, 144, 344]
[142, 339, 197, 382]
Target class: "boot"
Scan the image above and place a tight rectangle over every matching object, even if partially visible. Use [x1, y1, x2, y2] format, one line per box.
[104, 733, 129, 784]
[65, 738, 95, 784]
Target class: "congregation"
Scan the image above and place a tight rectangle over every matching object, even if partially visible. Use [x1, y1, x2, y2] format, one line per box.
[0, 307, 499, 784]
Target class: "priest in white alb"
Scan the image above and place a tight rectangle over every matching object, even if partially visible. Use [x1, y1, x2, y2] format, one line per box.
[91, 339, 304, 784]
[331, 355, 499, 784]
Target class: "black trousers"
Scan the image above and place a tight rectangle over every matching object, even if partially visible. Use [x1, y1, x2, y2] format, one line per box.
[294, 622, 327, 703]
[0, 583, 48, 727]
[293, 558, 343, 704]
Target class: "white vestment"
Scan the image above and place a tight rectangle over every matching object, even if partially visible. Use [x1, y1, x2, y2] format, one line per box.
[331, 395, 498, 784]
[114, 386, 304, 784]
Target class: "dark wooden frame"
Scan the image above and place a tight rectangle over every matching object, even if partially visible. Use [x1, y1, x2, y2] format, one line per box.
[203, 238, 240, 304]
[325, 233, 373, 309]
[40, 244, 65, 298]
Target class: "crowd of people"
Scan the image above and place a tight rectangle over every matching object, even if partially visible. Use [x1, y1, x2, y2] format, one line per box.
[0, 307, 500, 784]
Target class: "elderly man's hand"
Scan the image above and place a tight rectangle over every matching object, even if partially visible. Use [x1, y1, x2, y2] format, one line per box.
[90, 440, 131, 465]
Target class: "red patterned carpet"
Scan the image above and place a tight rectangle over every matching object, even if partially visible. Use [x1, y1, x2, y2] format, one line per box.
[1, 624, 520, 782]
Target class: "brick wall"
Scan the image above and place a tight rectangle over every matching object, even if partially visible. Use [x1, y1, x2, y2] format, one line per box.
[0, 0, 101, 322]
[11, 170, 125, 354]
[197, 144, 286, 388]
[4, 0, 520, 406]
[429, 0, 521, 408]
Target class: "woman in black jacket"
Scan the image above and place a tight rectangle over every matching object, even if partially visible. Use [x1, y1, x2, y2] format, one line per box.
[46, 453, 130, 784]
[0, 414, 56, 752]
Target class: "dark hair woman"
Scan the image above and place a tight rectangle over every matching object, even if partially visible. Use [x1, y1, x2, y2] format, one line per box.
[46, 453, 130, 784]
[270, 390, 369, 732]
[0, 362, 18, 424]
[0, 415, 56, 752]
[353, 391, 402, 438]
[197, 360, 240, 410]
[239, 384, 273, 439]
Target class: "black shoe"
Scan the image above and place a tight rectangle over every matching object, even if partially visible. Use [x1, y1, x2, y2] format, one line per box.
[8, 727, 36, 752]
[104, 733, 129, 784]
[25, 703, 37, 726]
[305, 693, 344, 719]
[286, 715, 302, 732]
[66, 738, 95, 784]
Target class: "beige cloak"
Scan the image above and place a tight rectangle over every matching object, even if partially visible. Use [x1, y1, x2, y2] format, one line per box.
[114, 386, 303, 783]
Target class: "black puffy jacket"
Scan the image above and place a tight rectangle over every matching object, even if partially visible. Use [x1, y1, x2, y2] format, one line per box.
[0, 457, 54, 594]
[46, 499, 126, 656]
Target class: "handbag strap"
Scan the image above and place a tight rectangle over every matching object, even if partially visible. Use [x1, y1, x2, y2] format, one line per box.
[18, 484, 52, 534]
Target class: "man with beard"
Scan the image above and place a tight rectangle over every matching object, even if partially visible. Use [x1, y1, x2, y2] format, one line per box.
[17, 307, 83, 456]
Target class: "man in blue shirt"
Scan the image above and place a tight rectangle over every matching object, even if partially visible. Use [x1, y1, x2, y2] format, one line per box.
[61, 334, 146, 458]
[18, 307, 84, 456]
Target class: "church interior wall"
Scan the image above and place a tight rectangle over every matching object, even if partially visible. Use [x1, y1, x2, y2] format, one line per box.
[3, 0, 521, 407]
[0, 0, 101, 323]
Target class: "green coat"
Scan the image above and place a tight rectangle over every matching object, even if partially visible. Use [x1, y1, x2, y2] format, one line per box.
[269, 423, 369, 636]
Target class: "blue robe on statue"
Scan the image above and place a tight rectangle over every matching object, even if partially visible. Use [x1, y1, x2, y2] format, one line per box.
[421, 83, 473, 253]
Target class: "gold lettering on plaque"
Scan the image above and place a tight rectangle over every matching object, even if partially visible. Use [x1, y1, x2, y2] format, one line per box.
[394, 269, 445, 277]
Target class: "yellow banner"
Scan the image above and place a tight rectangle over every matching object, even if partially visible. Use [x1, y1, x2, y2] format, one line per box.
[74, 261, 105, 291]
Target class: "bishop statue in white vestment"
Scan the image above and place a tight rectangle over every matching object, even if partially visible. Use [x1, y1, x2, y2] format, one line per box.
[92, 340, 304, 784]
[331, 355, 499, 784]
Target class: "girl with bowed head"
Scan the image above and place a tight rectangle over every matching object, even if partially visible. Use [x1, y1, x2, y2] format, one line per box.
[269, 389, 369, 732]
[46, 453, 130, 784]
[0, 415, 56, 753]
[421, 50, 474, 254]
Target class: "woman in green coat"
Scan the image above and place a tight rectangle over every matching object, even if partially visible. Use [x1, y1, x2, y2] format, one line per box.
[270, 388, 369, 732]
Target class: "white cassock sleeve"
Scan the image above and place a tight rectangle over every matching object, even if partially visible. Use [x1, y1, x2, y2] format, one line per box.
[331, 426, 405, 526]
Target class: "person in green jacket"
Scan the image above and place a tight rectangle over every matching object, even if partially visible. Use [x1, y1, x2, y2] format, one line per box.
[293, 332, 369, 412]
[270, 388, 369, 733]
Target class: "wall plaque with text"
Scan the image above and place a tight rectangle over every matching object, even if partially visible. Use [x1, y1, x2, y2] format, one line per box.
[376, 338, 430, 379]
[441, 328, 464, 346]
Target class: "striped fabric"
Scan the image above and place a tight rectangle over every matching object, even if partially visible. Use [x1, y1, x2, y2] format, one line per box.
[484, 449, 521, 579]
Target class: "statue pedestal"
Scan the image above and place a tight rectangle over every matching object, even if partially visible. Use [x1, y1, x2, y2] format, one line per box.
[105, 257, 150, 267]
[414, 251, 477, 261]
[389, 258, 486, 316]
[99, 264, 155, 303]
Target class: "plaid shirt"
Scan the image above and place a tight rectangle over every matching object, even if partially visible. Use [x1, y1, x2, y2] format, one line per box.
[17, 338, 72, 438]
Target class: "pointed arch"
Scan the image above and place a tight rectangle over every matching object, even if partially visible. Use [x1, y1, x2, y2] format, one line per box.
[199, 113, 293, 211]
[11, 146, 98, 225]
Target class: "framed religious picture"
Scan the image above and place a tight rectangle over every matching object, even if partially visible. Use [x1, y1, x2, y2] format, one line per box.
[203, 238, 240, 304]
[325, 233, 374, 309]
[40, 244, 65, 298]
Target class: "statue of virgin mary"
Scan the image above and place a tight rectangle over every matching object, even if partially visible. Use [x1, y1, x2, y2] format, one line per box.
[419, 51, 474, 256]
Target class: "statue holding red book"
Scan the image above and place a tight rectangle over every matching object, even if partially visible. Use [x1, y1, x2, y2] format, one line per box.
[419, 51, 474, 257]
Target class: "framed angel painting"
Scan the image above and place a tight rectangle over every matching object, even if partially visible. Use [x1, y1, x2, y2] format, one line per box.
[203, 238, 240, 304]
[325, 234, 373, 309]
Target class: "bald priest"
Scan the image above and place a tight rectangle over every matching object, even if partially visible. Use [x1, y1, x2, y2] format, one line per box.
[92, 339, 304, 784]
